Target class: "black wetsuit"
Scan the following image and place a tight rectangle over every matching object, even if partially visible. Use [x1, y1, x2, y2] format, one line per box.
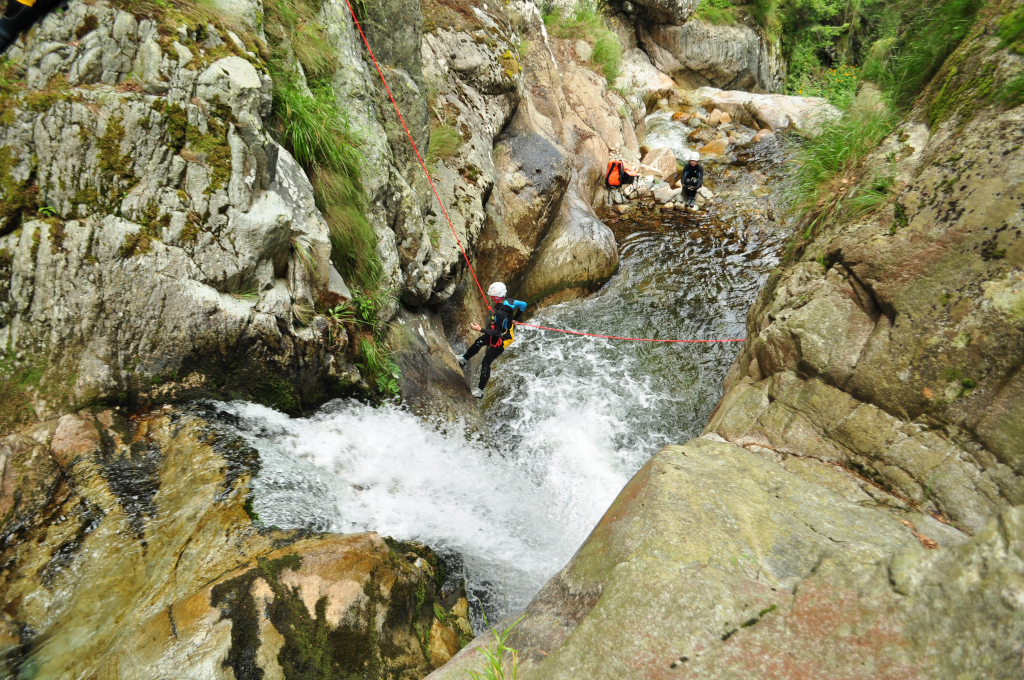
[682, 163, 704, 205]
[464, 300, 526, 389]
[0, 0, 64, 54]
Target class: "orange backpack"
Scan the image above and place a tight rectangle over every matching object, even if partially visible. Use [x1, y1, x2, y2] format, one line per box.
[606, 160, 637, 188]
[606, 160, 622, 187]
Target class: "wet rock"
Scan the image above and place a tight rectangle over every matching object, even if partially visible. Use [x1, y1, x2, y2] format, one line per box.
[640, 147, 676, 179]
[699, 138, 729, 157]
[706, 90, 841, 137]
[428, 438, 1024, 680]
[473, 96, 572, 295]
[428, 618, 461, 666]
[118, 533, 439, 679]
[517, 190, 619, 308]
[708, 108, 723, 126]
[391, 307, 487, 432]
[0, 409, 458, 678]
[751, 127, 774, 143]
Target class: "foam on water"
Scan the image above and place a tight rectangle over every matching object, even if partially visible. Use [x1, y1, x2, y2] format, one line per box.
[218, 139, 789, 627]
[215, 396, 627, 622]
[643, 109, 695, 163]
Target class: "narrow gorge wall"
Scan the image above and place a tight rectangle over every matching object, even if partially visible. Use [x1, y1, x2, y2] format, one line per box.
[704, 6, 1024, 535]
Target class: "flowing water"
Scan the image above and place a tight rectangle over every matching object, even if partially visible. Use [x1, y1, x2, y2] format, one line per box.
[215, 135, 793, 629]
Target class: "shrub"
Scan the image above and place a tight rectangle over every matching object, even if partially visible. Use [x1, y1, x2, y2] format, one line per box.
[694, 0, 737, 26]
[861, 0, 983, 108]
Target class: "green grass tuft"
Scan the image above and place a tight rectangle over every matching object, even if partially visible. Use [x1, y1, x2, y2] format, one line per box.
[543, 2, 621, 85]
[784, 104, 895, 241]
[426, 125, 463, 168]
[467, 615, 526, 680]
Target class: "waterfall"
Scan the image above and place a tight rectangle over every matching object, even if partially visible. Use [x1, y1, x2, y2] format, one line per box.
[219, 131, 788, 629]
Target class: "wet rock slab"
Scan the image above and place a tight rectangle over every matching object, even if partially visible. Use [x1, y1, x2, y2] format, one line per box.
[428, 438, 1023, 680]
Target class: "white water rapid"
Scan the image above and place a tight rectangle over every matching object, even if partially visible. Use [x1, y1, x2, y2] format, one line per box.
[215, 137, 790, 629]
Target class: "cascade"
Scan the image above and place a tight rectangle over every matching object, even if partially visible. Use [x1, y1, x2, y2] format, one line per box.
[220, 123, 790, 629]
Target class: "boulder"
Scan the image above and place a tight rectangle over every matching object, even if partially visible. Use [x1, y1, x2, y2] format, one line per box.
[427, 438, 1022, 680]
[517, 190, 619, 307]
[640, 147, 677, 179]
[575, 39, 593, 62]
[698, 186, 715, 199]
[390, 307, 487, 431]
[699, 138, 729, 157]
[473, 95, 573, 298]
[705, 90, 842, 137]
[652, 184, 682, 203]
[0, 409, 454, 679]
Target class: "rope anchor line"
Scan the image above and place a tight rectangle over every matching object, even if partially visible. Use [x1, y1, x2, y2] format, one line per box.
[342, 0, 747, 346]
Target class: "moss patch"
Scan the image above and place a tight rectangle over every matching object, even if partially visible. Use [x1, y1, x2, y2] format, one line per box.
[210, 552, 385, 680]
[97, 115, 136, 204]
[0, 147, 40, 236]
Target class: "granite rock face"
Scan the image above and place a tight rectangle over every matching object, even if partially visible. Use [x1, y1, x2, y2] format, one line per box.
[0, 407, 461, 679]
[0, 5, 361, 421]
[428, 438, 1022, 680]
[637, 19, 785, 93]
[705, 92, 1024, 535]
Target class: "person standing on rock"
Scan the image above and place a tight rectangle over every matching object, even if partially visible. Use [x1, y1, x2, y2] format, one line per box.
[457, 282, 527, 399]
[682, 152, 704, 212]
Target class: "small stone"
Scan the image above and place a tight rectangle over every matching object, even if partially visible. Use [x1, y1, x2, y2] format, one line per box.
[614, 204, 632, 214]
[664, 202, 674, 210]
[708, 108, 723, 126]
[752, 128, 774, 143]
[575, 40, 593, 63]
[720, 111, 732, 124]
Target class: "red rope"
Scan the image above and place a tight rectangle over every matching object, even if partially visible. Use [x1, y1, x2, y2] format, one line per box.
[343, 2, 746, 346]
[515, 322, 744, 343]
[342, 0, 492, 310]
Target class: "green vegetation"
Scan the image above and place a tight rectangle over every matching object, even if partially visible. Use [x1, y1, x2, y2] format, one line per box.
[862, 0, 984, 108]
[543, 1, 622, 83]
[426, 125, 463, 168]
[467, 615, 526, 680]
[694, 0, 738, 26]
[784, 105, 894, 242]
[261, 0, 400, 398]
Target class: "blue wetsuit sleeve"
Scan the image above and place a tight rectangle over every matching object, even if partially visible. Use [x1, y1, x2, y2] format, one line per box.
[513, 300, 527, 312]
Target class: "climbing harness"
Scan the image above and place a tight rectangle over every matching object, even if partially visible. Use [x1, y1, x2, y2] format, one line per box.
[343, 0, 745, 346]
[486, 299, 526, 348]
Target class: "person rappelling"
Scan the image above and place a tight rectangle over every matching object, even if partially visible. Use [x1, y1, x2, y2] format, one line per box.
[681, 151, 704, 212]
[0, 0, 63, 54]
[458, 282, 527, 399]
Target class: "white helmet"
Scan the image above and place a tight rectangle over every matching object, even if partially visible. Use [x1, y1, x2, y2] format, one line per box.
[690, 151, 700, 161]
[487, 281, 507, 298]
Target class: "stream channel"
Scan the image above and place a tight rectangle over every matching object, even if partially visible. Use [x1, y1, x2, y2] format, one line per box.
[215, 129, 793, 630]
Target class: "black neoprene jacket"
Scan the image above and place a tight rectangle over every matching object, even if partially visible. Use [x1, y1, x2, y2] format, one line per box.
[682, 163, 704, 189]
[482, 301, 526, 338]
